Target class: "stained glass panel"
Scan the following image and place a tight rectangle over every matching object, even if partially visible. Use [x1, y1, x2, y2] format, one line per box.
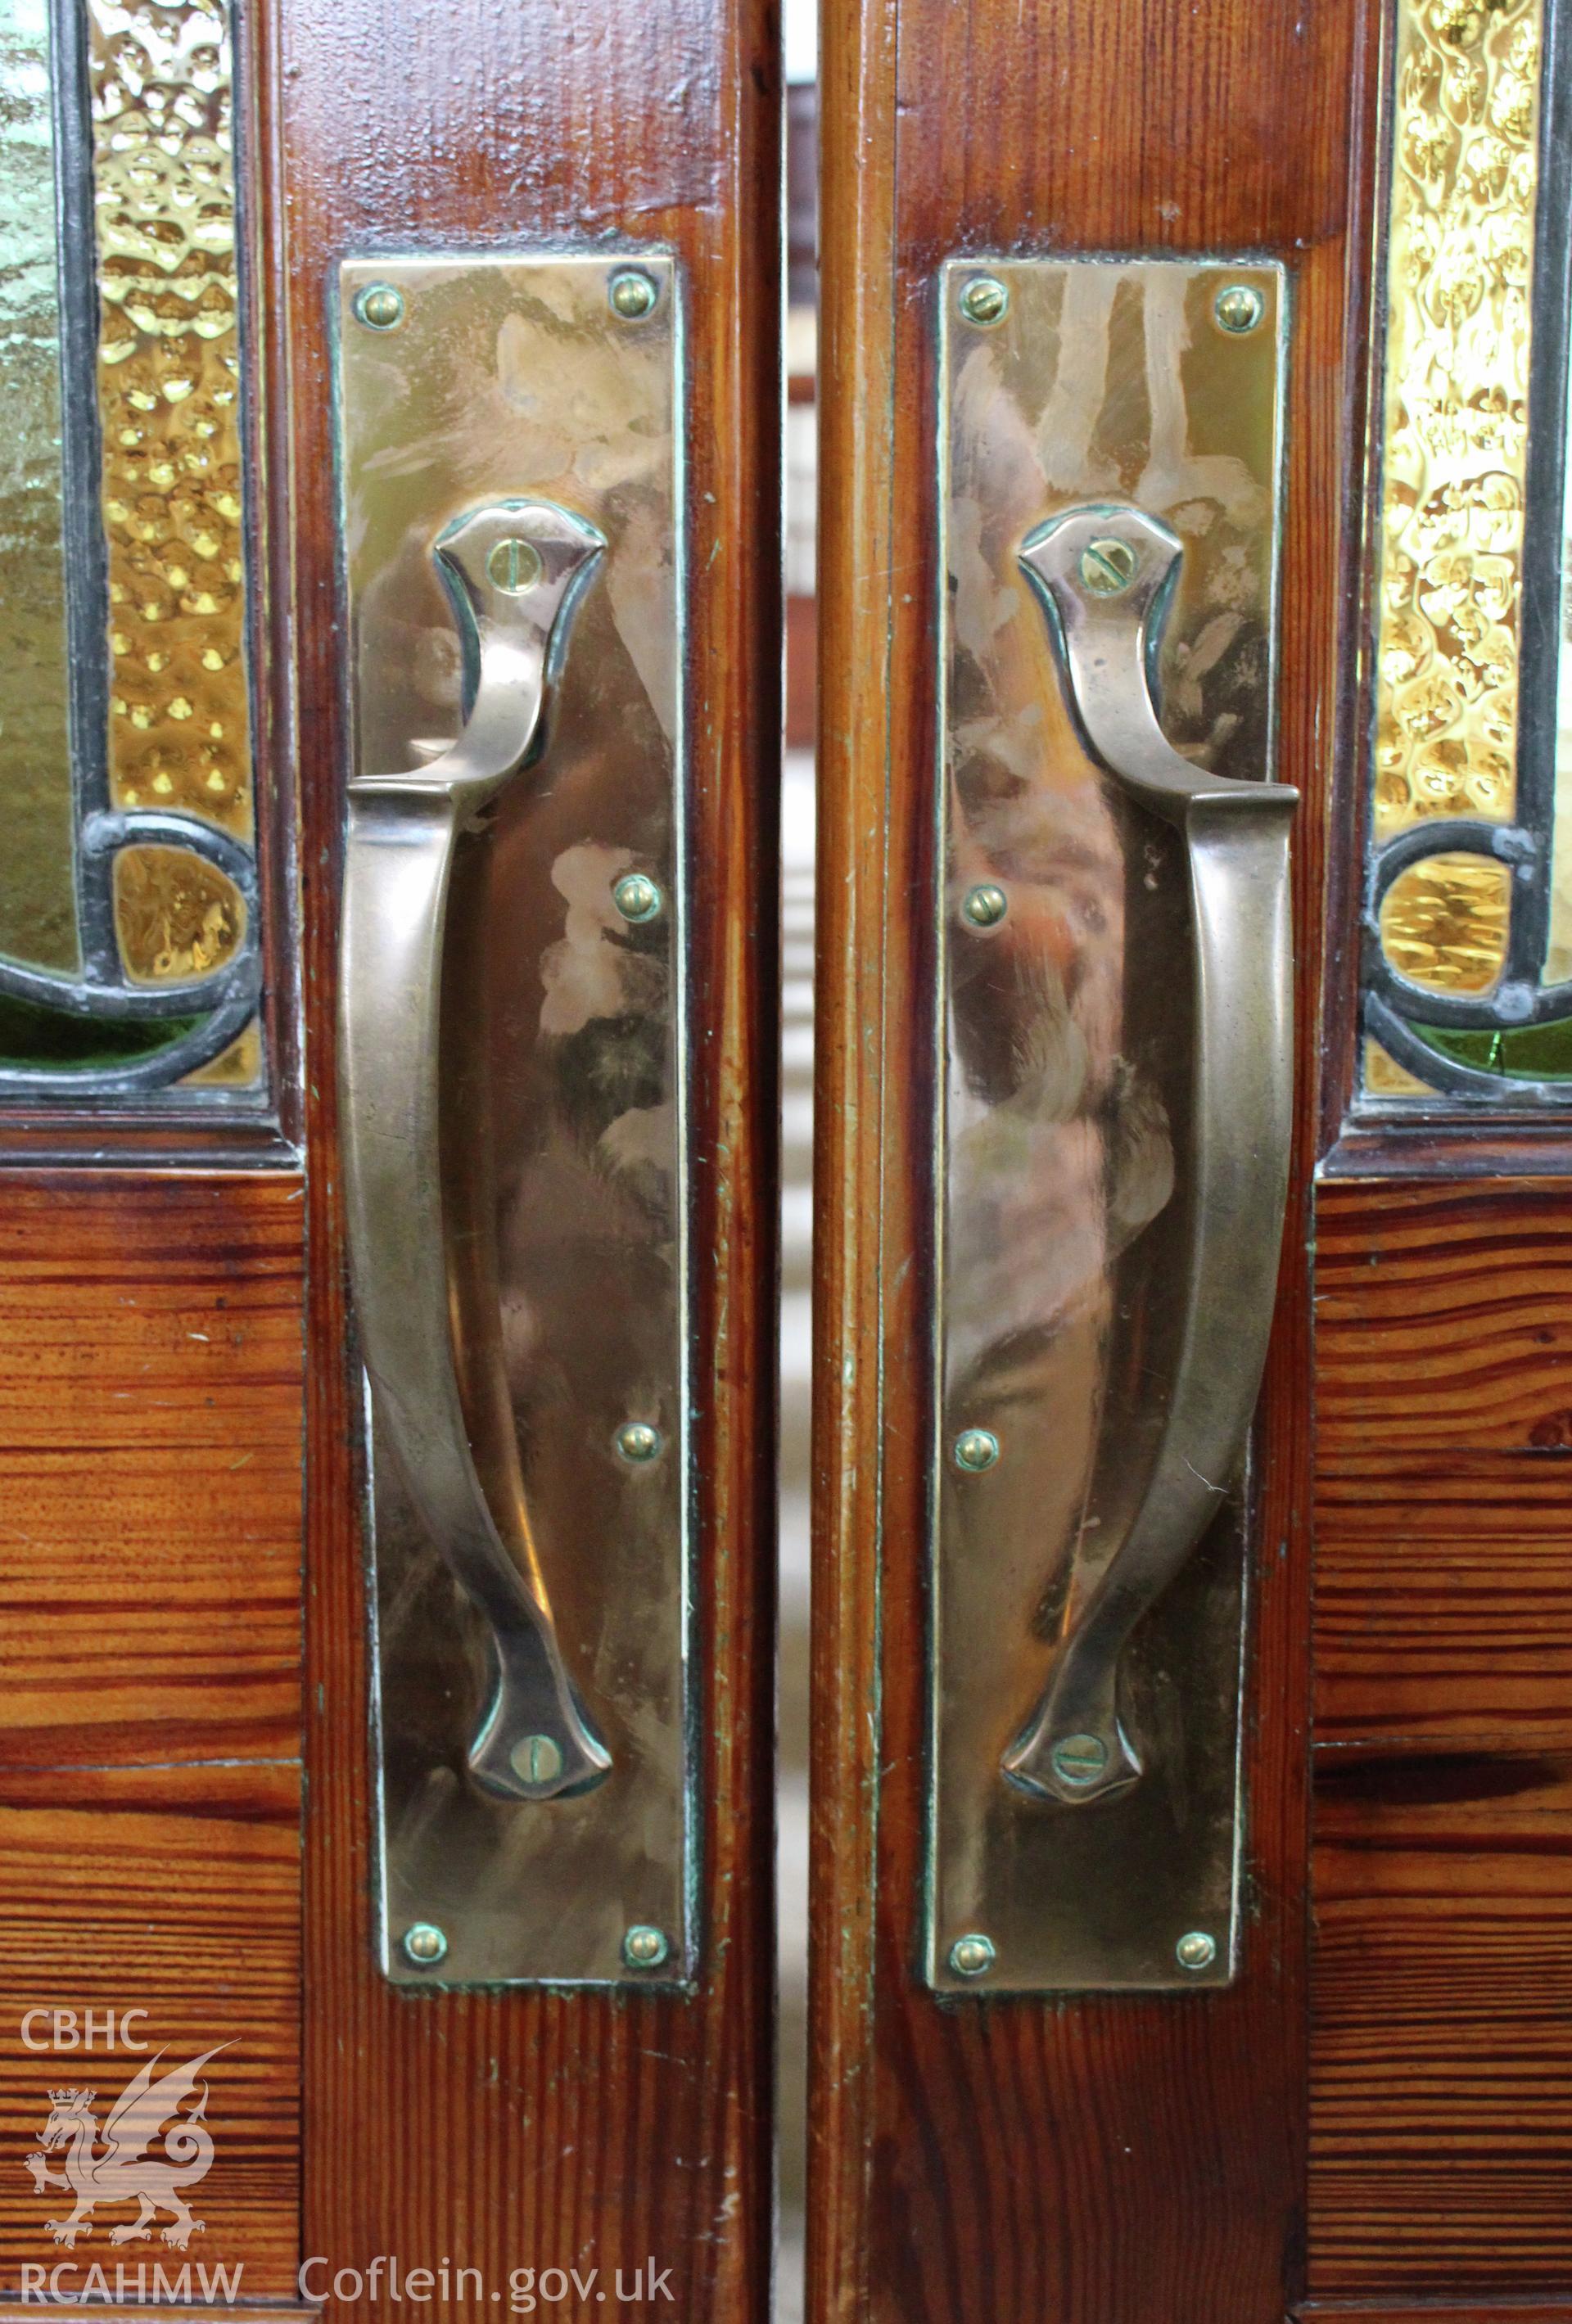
[1359, 0, 1572, 1104]
[0, 0, 264, 1099]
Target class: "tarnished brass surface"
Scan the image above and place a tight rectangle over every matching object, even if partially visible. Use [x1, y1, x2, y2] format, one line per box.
[342, 499, 613, 1814]
[338, 255, 689, 1987]
[1003, 506, 1294, 1821]
[931, 256, 1286, 1993]
[0, 0, 80, 971]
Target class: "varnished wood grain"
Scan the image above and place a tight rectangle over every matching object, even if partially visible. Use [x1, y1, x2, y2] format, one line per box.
[0, 1177, 304, 1769]
[0, 1761, 300, 2298]
[1311, 1179, 1572, 2290]
[1317, 1185, 1572, 1461]
[1317, 1442, 1572, 1753]
[811, 2, 1372, 2320]
[0, 1176, 304, 2299]
[0, 2308, 312, 2322]
[269, 0, 779, 2310]
[1299, 2309, 1572, 2322]
[1311, 1750, 1572, 2290]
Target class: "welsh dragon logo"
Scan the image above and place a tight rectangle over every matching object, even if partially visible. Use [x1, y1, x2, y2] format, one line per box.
[22, 2046, 226, 2250]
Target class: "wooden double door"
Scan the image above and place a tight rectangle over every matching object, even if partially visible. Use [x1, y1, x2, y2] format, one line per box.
[0, 0, 1569, 2317]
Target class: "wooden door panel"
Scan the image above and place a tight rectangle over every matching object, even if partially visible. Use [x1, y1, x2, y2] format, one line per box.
[1312, 1751, 1572, 2291]
[0, 0, 776, 2304]
[0, 1174, 304, 2299]
[811, 0, 1368, 2316]
[0, 1762, 302, 2298]
[1310, 1176, 1572, 2292]
[276, 0, 779, 2307]
[0, 1177, 305, 1771]
[1315, 1183, 1572, 1753]
[814, 0, 1572, 2311]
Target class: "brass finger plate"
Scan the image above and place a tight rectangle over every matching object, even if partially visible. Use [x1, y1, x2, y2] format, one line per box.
[337, 253, 692, 1988]
[929, 255, 1288, 1995]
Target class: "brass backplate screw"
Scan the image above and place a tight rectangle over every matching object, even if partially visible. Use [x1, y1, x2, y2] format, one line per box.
[1214, 282, 1264, 335]
[960, 276, 1009, 327]
[612, 871, 664, 924]
[1050, 1732, 1109, 1789]
[623, 1925, 670, 1970]
[954, 1427, 1000, 1473]
[616, 1420, 663, 1464]
[510, 1733, 564, 1786]
[353, 282, 405, 332]
[609, 269, 658, 320]
[1078, 536, 1139, 596]
[486, 536, 544, 595]
[1176, 1929, 1217, 1971]
[401, 1921, 448, 1967]
[949, 1932, 996, 1979]
[961, 882, 1008, 929]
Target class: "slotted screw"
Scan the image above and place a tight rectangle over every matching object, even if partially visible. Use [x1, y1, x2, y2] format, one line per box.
[609, 270, 658, 320]
[960, 277, 1009, 326]
[1078, 537, 1139, 596]
[1214, 282, 1264, 335]
[353, 282, 404, 331]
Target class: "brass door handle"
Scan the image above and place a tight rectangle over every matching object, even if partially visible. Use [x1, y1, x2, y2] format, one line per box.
[339, 499, 611, 1803]
[1003, 503, 1297, 1807]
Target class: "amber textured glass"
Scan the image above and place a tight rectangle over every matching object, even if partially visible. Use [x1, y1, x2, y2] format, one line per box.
[1364, 0, 1542, 1090]
[0, 0, 81, 972]
[89, 0, 254, 987]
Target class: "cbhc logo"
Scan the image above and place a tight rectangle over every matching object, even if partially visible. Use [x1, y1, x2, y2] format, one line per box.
[20, 2011, 150, 2053]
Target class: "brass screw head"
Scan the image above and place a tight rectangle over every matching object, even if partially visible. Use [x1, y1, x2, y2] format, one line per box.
[401, 1921, 448, 1967]
[623, 1924, 670, 1970]
[961, 882, 1008, 929]
[510, 1733, 564, 1786]
[353, 282, 405, 332]
[960, 276, 1009, 327]
[1176, 1929, 1217, 1972]
[616, 1420, 663, 1464]
[1078, 536, 1140, 597]
[954, 1427, 1000, 1473]
[486, 536, 544, 595]
[612, 871, 664, 924]
[1214, 282, 1265, 335]
[1050, 1732, 1109, 1789]
[948, 1932, 996, 1979]
[609, 269, 658, 320]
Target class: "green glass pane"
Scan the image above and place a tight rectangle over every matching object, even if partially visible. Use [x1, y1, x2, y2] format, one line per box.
[1414, 1015, 1572, 1083]
[0, 993, 203, 1070]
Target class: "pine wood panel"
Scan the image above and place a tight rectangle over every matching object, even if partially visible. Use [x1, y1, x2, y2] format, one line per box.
[1316, 1451, 1572, 1752]
[0, 2309, 312, 2322]
[1311, 1179, 1572, 2293]
[1317, 1184, 1572, 1460]
[0, 1176, 305, 1769]
[269, 0, 779, 2309]
[1299, 2308, 1572, 2323]
[0, 1761, 300, 2299]
[811, 2, 1373, 2319]
[0, 1174, 305, 2298]
[1311, 1749, 1572, 2291]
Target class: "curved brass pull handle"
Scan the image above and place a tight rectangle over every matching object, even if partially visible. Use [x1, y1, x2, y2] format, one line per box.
[340, 499, 612, 1803]
[1005, 503, 1297, 1807]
